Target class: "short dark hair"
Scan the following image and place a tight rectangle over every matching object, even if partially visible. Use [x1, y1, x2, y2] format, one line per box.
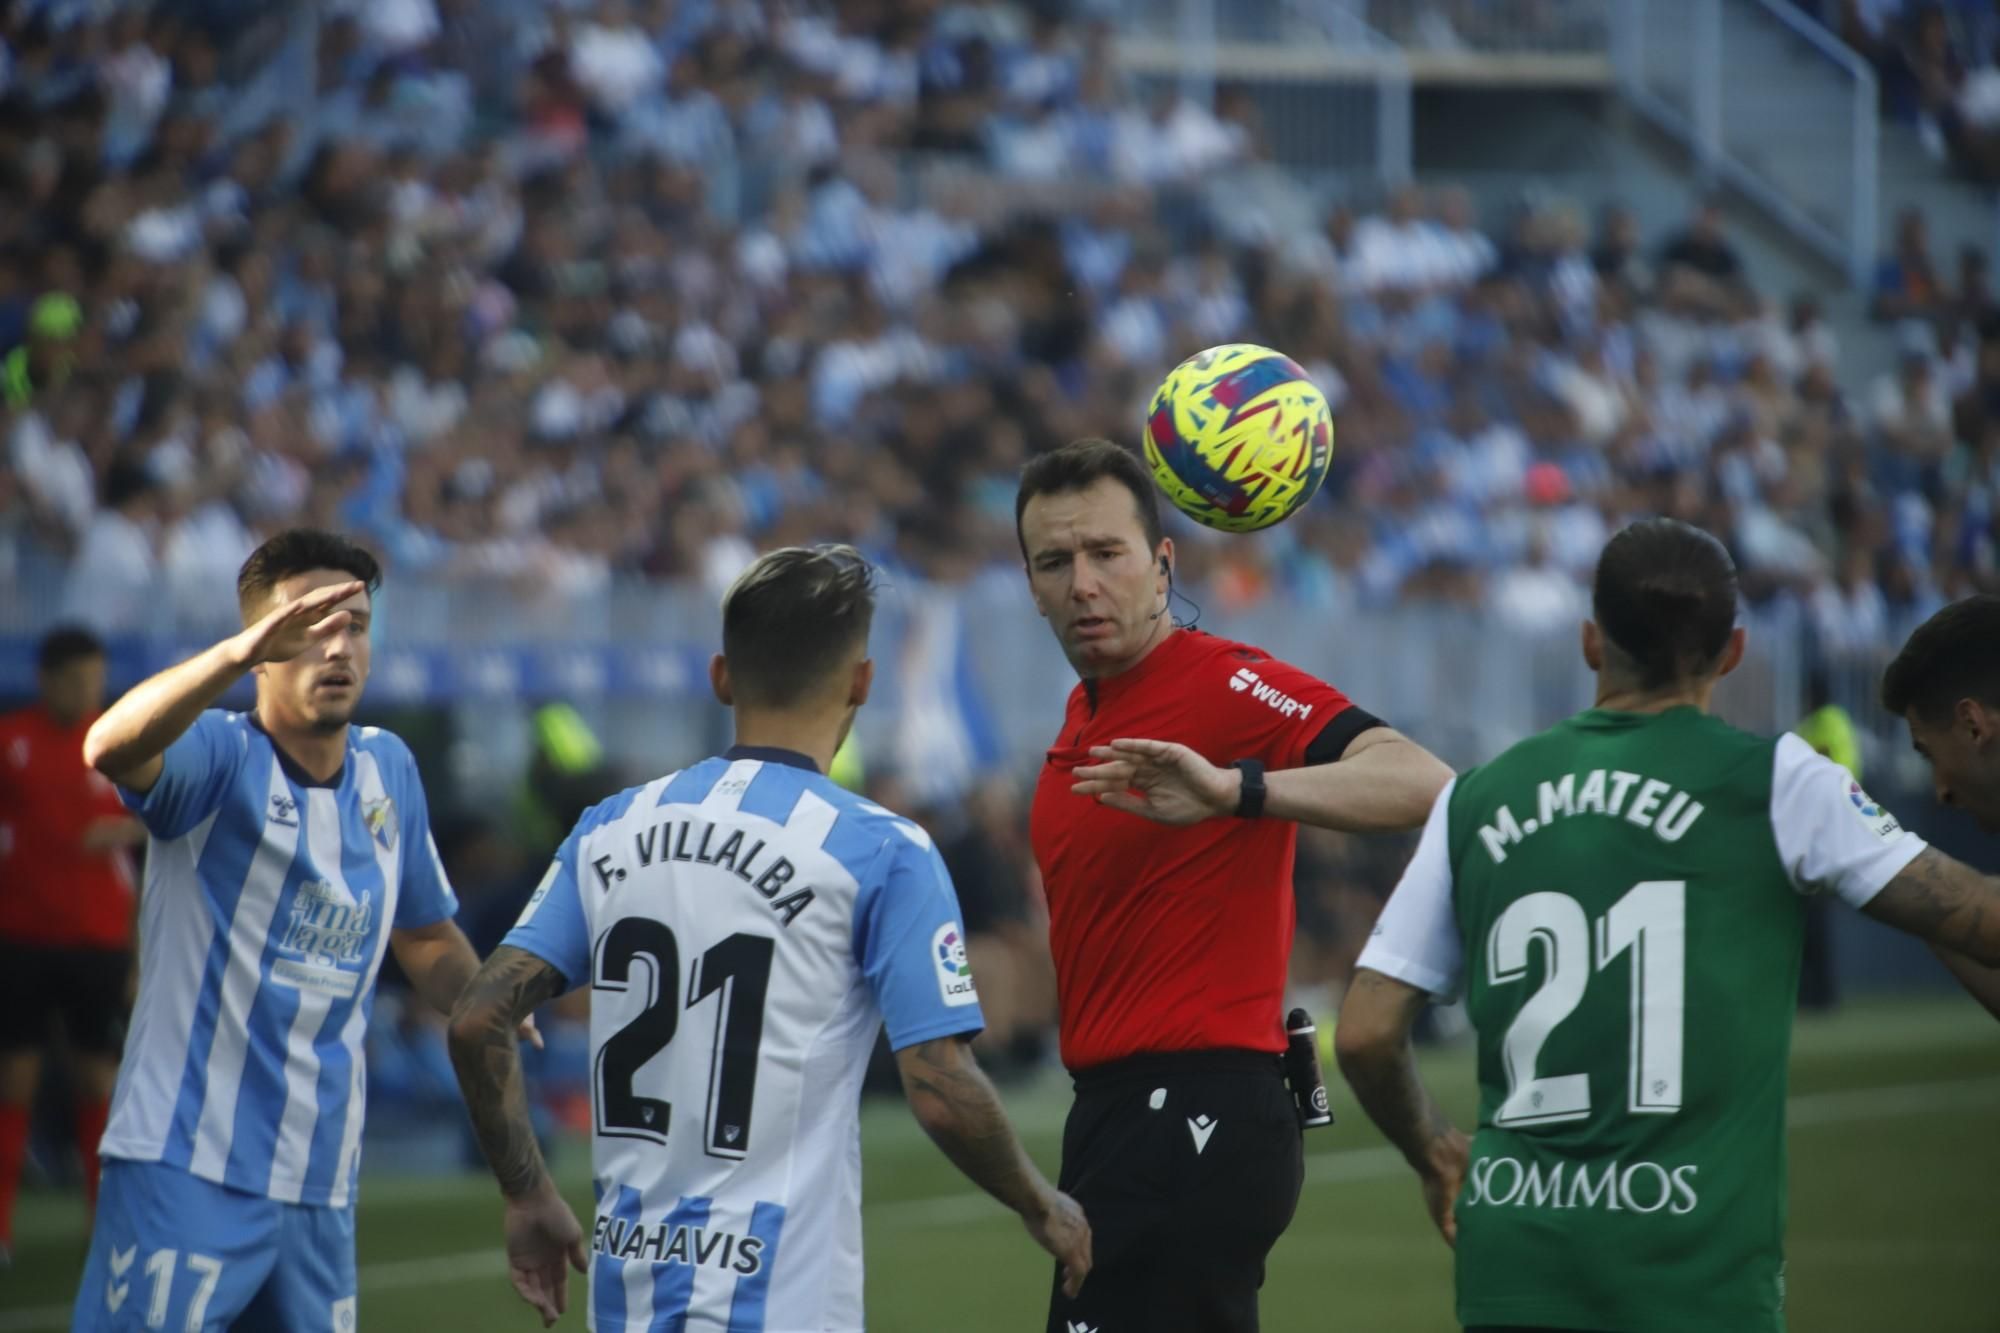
[236, 529, 383, 617]
[1014, 438, 1164, 560]
[1592, 519, 1739, 691]
[37, 624, 103, 673]
[1881, 595, 2000, 720]
[721, 545, 876, 707]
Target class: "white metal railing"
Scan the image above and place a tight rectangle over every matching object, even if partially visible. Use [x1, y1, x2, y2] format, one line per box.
[2, 567, 1804, 777]
[1614, 0, 1879, 285]
[1341, 0, 1611, 53]
[1110, 0, 1413, 187]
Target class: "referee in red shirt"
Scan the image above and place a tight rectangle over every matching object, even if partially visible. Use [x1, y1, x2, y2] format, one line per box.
[1017, 440, 1452, 1332]
[0, 627, 145, 1261]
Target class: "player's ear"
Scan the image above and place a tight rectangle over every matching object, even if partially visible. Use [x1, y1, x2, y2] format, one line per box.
[1714, 625, 1747, 680]
[1959, 696, 1998, 749]
[1580, 619, 1604, 672]
[708, 653, 733, 707]
[850, 657, 875, 708]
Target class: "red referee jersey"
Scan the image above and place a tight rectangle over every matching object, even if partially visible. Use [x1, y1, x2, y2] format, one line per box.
[1032, 630, 1359, 1070]
[0, 706, 135, 950]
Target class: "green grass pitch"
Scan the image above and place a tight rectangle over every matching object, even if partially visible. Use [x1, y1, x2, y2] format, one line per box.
[5, 997, 1995, 1331]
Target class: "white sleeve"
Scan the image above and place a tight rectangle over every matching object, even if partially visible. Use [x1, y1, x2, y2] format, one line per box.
[1355, 777, 1465, 998]
[1770, 734, 1927, 909]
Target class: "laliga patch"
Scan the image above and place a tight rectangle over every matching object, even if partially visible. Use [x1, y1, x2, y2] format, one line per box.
[1846, 780, 1903, 839]
[515, 861, 561, 927]
[931, 923, 979, 1007]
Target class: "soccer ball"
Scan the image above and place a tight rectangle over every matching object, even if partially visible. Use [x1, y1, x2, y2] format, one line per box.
[1142, 343, 1335, 533]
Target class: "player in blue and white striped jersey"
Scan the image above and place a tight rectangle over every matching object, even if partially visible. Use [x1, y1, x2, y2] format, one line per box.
[449, 545, 1091, 1332]
[73, 530, 520, 1333]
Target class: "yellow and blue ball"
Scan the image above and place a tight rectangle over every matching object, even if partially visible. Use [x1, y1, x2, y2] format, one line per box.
[1143, 343, 1335, 533]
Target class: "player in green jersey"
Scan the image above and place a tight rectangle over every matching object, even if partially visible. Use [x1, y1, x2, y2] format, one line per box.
[1882, 594, 2000, 1021]
[1335, 520, 2000, 1333]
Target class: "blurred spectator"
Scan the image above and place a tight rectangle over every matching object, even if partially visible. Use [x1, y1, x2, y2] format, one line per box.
[1902, 3, 1966, 154]
[3, 293, 82, 410]
[1590, 202, 1651, 297]
[1872, 339, 1955, 463]
[1766, 293, 1842, 379]
[1872, 207, 1945, 322]
[1951, 244, 1994, 325]
[1489, 532, 1587, 634]
[572, 0, 665, 120]
[1656, 196, 1750, 315]
[1812, 547, 1893, 657]
[59, 462, 158, 635]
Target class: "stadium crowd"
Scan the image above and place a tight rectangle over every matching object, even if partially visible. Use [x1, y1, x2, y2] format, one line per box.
[4, 0, 2000, 1124]
[2, 0, 1993, 662]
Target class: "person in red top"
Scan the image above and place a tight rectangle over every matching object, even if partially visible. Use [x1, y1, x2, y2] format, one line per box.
[1017, 439, 1452, 1332]
[0, 626, 146, 1261]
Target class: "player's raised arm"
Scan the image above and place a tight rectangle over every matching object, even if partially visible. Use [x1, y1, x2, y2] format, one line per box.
[82, 577, 363, 792]
[447, 944, 586, 1329]
[894, 1036, 1092, 1295]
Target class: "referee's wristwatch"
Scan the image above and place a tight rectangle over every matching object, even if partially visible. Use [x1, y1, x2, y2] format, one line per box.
[1230, 759, 1267, 819]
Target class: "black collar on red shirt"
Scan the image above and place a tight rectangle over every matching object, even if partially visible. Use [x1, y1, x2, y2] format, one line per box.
[247, 714, 346, 789]
[723, 744, 821, 774]
[1080, 628, 1204, 713]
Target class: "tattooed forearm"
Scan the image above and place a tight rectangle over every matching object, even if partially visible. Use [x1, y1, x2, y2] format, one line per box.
[448, 946, 568, 1200]
[1866, 847, 2000, 967]
[894, 1037, 1050, 1218]
[1335, 972, 1461, 1175]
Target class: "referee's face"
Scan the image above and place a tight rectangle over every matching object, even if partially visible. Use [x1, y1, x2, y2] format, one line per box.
[1021, 478, 1171, 678]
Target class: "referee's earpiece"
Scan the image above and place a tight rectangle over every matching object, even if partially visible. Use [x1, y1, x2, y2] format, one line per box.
[1149, 555, 1172, 621]
[1159, 555, 1171, 577]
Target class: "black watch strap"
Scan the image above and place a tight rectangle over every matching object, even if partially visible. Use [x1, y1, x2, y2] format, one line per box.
[1232, 759, 1267, 819]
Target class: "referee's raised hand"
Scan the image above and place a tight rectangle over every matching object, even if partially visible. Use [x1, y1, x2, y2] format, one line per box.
[1071, 738, 1236, 825]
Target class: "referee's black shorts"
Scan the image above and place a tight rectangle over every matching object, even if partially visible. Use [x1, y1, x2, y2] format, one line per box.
[1045, 1048, 1303, 1333]
[0, 937, 131, 1057]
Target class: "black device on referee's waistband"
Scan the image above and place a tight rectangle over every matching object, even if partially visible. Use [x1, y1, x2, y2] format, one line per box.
[1283, 1008, 1335, 1129]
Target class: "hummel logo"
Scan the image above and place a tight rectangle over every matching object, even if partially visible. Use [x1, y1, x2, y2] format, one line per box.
[1229, 668, 1257, 692]
[106, 1245, 135, 1312]
[270, 794, 299, 826]
[1188, 1114, 1218, 1154]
